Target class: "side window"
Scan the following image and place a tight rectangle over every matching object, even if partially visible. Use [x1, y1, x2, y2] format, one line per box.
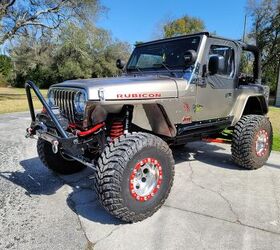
[240, 50, 254, 76]
[209, 45, 235, 78]
[239, 50, 255, 85]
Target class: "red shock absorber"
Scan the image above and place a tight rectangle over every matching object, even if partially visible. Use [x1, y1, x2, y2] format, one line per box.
[110, 121, 124, 140]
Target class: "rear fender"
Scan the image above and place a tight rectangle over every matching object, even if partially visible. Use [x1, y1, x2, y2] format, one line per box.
[231, 95, 268, 125]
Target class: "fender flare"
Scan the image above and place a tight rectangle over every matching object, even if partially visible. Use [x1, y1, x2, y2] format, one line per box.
[231, 95, 268, 126]
[131, 104, 177, 137]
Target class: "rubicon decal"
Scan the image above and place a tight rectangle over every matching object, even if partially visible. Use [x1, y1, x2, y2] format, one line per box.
[116, 93, 161, 99]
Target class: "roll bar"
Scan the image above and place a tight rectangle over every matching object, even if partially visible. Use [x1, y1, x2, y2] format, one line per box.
[25, 81, 69, 139]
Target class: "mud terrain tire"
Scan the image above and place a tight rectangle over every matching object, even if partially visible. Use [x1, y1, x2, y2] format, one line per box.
[231, 115, 273, 170]
[37, 138, 86, 175]
[94, 132, 175, 222]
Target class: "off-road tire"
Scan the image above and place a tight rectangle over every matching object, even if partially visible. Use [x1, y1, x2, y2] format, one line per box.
[94, 132, 175, 222]
[37, 138, 86, 175]
[231, 115, 273, 170]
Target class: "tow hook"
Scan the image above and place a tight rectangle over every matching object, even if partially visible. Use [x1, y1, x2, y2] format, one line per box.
[25, 127, 34, 138]
[52, 140, 59, 154]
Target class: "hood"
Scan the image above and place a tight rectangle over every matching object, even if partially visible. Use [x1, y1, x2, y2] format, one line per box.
[52, 75, 179, 100]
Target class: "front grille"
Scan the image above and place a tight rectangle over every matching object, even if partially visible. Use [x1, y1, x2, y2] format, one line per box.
[52, 88, 77, 123]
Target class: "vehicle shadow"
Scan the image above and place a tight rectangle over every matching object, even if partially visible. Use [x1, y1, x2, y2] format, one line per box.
[0, 157, 63, 196]
[0, 142, 253, 226]
[265, 162, 280, 169]
[172, 141, 245, 171]
[0, 157, 123, 225]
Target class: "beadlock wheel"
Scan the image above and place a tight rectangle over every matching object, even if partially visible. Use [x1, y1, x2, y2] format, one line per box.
[130, 158, 163, 202]
[255, 129, 269, 157]
[231, 115, 273, 170]
[94, 132, 175, 222]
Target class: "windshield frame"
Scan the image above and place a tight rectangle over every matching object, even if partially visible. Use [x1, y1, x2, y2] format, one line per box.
[126, 35, 203, 75]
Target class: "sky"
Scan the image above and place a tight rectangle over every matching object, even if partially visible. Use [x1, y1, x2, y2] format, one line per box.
[97, 0, 250, 46]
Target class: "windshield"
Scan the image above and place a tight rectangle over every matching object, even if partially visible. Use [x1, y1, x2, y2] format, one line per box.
[127, 36, 201, 73]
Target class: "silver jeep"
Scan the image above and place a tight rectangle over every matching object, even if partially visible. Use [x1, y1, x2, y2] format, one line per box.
[25, 32, 273, 222]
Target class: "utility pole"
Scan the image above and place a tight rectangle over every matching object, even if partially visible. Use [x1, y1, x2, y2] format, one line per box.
[276, 63, 280, 107]
[243, 14, 247, 42]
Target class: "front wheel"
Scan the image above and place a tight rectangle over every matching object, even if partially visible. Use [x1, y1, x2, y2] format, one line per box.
[231, 115, 273, 170]
[94, 132, 175, 222]
[37, 139, 86, 175]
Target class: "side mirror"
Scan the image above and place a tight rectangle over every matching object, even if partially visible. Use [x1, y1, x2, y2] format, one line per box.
[184, 50, 197, 66]
[208, 55, 225, 75]
[116, 59, 126, 70]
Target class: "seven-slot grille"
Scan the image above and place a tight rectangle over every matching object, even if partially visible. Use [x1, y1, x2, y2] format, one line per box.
[52, 88, 78, 123]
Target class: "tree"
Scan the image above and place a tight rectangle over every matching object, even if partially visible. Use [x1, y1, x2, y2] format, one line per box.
[9, 30, 57, 87]
[9, 22, 131, 88]
[163, 15, 205, 38]
[0, 0, 104, 45]
[55, 23, 131, 80]
[276, 64, 280, 106]
[55, 23, 93, 81]
[0, 54, 12, 86]
[0, 54, 12, 76]
[247, 0, 280, 94]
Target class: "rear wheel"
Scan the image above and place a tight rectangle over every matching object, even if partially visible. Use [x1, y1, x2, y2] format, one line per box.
[37, 139, 86, 175]
[94, 132, 175, 222]
[231, 115, 273, 169]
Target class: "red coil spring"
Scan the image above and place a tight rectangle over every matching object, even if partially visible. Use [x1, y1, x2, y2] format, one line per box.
[110, 121, 124, 140]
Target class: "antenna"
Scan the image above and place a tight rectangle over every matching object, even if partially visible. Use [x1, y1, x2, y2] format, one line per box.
[243, 14, 247, 42]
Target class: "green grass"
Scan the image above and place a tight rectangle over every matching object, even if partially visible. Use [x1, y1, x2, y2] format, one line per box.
[0, 87, 47, 114]
[268, 107, 280, 151]
[272, 134, 280, 151]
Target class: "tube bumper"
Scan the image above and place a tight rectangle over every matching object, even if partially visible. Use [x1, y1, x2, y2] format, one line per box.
[25, 81, 97, 170]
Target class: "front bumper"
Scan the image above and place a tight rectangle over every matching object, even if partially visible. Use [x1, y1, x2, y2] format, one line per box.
[25, 81, 98, 169]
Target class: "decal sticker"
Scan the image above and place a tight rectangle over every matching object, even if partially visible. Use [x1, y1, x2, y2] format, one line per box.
[116, 93, 161, 99]
[183, 103, 190, 113]
[193, 104, 204, 113]
[182, 116, 192, 124]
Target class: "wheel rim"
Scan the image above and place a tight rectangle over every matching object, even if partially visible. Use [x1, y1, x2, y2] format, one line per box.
[129, 158, 163, 202]
[255, 129, 269, 157]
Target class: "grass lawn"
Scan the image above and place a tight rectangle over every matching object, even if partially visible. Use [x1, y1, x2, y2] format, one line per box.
[0, 87, 47, 114]
[268, 106, 280, 151]
[0, 87, 279, 151]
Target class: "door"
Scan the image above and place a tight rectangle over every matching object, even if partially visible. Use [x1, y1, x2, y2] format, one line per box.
[194, 39, 237, 121]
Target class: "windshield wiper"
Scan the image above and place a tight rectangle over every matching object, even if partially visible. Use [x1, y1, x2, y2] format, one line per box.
[153, 63, 175, 76]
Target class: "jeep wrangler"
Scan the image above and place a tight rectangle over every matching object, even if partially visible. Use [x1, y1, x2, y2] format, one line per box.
[25, 32, 273, 222]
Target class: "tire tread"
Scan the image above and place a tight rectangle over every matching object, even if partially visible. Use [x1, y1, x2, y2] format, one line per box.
[94, 132, 175, 222]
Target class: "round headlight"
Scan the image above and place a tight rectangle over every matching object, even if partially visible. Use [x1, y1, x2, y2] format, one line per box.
[47, 89, 55, 107]
[74, 91, 87, 114]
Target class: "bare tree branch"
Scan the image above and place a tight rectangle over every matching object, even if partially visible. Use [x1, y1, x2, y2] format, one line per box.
[0, 0, 103, 44]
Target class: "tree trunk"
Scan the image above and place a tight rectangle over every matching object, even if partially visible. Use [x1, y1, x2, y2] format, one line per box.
[276, 63, 280, 107]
